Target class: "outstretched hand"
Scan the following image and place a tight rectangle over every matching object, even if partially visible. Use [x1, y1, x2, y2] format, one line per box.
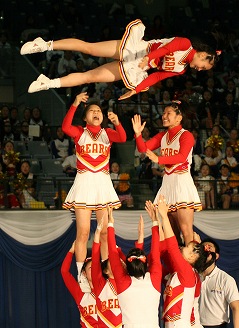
[157, 195, 169, 217]
[108, 111, 119, 126]
[73, 92, 89, 107]
[118, 90, 136, 101]
[145, 200, 157, 222]
[131, 114, 146, 136]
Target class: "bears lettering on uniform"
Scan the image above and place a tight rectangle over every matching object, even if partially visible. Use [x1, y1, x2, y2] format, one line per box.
[81, 304, 97, 317]
[161, 148, 179, 156]
[79, 143, 110, 156]
[164, 53, 175, 71]
[101, 298, 120, 312]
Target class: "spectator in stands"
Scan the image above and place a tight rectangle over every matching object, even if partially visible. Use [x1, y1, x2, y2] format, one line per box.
[57, 50, 77, 77]
[29, 106, 47, 141]
[203, 76, 224, 103]
[2, 122, 17, 143]
[10, 106, 20, 135]
[221, 145, 239, 173]
[0, 104, 10, 126]
[194, 163, 215, 210]
[218, 92, 239, 130]
[62, 145, 77, 177]
[51, 126, 73, 161]
[226, 128, 239, 161]
[110, 161, 134, 208]
[1, 140, 20, 177]
[202, 145, 222, 178]
[197, 90, 219, 129]
[0, 161, 20, 209]
[19, 120, 33, 145]
[22, 107, 32, 125]
[217, 164, 234, 209]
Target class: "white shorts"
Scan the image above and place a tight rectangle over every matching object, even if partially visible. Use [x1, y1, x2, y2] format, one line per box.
[63, 171, 121, 211]
[154, 172, 202, 212]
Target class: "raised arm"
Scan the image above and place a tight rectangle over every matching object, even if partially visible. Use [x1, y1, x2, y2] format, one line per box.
[106, 112, 127, 142]
[62, 92, 89, 138]
[61, 242, 84, 304]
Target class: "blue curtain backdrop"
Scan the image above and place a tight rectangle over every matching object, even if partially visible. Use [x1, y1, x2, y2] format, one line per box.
[0, 210, 238, 328]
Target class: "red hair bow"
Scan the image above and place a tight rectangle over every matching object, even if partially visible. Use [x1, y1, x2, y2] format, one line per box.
[216, 50, 222, 55]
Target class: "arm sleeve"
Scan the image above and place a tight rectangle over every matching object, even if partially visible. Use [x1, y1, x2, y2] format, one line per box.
[158, 131, 195, 165]
[165, 236, 196, 287]
[135, 132, 164, 153]
[61, 252, 83, 304]
[149, 225, 162, 292]
[105, 124, 127, 143]
[91, 241, 106, 295]
[147, 37, 192, 62]
[107, 226, 131, 293]
[62, 105, 84, 138]
[135, 71, 182, 93]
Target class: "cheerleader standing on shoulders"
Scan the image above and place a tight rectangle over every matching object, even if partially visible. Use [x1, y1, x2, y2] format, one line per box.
[62, 92, 126, 262]
[132, 100, 201, 245]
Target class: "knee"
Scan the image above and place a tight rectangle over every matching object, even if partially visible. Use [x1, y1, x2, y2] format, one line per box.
[76, 231, 90, 244]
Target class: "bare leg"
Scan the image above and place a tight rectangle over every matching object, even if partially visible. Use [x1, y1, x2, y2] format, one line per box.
[176, 208, 194, 246]
[96, 208, 109, 261]
[75, 208, 92, 262]
[60, 61, 121, 87]
[53, 39, 121, 59]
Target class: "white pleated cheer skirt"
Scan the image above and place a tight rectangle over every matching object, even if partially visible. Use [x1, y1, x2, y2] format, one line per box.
[119, 19, 149, 90]
[154, 172, 202, 212]
[63, 171, 121, 211]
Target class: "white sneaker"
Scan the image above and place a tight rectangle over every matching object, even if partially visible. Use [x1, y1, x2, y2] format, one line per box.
[20, 37, 47, 55]
[28, 74, 50, 93]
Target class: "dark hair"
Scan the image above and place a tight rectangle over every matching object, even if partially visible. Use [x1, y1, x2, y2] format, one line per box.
[191, 242, 217, 273]
[101, 259, 110, 279]
[126, 248, 147, 278]
[202, 237, 220, 254]
[191, 37, 220, 66]
[82, 257, 92, 272]
[219, 163, 230, 170]
[21, 160, 31, 167]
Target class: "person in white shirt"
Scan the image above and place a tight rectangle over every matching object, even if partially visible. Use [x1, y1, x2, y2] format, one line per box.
[199, 238, 239, 328]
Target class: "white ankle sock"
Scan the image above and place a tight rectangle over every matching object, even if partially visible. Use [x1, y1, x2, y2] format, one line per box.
[46, 40, 53, 51]
[49, 78, 61, 88]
